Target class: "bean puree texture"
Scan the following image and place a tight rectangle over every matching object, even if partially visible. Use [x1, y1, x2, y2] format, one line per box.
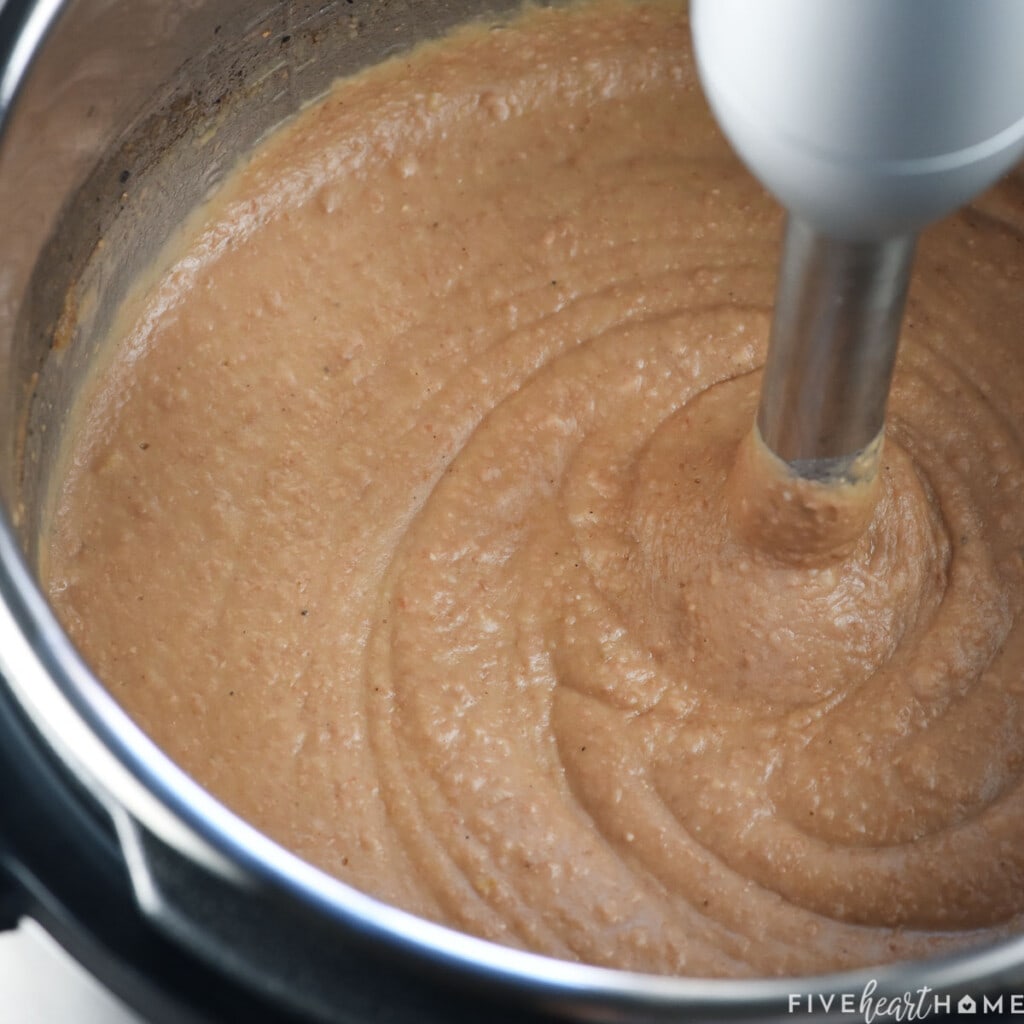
[44, 0, 1024, 977]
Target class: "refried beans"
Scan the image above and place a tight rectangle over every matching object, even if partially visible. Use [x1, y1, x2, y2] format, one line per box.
[42, 0, 1024, 977]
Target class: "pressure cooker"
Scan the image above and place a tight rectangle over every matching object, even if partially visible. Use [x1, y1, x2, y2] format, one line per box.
[0, 1, 1021, 1020]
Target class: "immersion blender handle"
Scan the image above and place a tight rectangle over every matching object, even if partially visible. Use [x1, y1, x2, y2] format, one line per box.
[691, 0, 1024, 242]
[691, 0, 1024, 478]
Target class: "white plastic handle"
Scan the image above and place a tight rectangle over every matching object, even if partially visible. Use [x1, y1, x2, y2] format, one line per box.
[691, 0, 1024, 239]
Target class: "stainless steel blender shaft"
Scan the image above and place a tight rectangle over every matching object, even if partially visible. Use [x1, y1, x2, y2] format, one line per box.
[756, 216, 916, 482]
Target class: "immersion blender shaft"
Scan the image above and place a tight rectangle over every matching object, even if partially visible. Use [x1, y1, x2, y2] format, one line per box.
[756, 217, 916, 482]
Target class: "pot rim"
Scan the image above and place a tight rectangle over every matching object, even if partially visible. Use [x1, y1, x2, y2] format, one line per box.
[7, 508, 1024, 1013]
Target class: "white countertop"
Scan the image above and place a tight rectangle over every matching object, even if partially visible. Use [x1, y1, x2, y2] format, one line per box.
[0, 919, 143, 1023]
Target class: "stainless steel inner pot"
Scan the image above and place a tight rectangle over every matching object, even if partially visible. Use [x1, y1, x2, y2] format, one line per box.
[1, 1, 1022, 1020]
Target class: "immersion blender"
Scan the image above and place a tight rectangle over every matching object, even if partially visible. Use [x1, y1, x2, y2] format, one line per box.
[691, 0, 1024, 482]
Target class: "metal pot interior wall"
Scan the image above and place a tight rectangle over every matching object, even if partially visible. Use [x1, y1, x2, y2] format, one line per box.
[1, 0, 533, 566]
